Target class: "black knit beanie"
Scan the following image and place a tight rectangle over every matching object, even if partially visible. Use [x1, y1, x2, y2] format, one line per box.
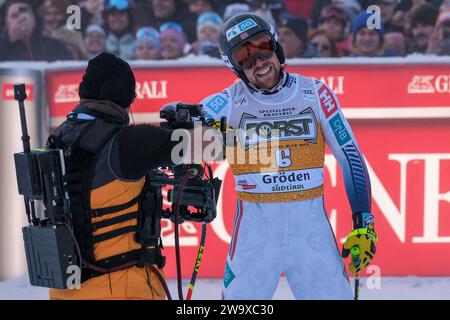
[278, 16, 308, 46]
[79, 53, 136, 109]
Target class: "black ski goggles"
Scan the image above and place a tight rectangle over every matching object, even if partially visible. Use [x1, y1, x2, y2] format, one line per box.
[230, 33, 276, 70]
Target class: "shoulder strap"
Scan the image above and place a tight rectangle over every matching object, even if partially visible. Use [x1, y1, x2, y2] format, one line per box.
[77, 119, 122, 153]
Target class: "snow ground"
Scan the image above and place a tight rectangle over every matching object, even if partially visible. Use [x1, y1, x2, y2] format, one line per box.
[1, 276, 450, 300]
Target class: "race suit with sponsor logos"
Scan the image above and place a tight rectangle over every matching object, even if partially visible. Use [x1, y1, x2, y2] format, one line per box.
[200, 72, 371, 299]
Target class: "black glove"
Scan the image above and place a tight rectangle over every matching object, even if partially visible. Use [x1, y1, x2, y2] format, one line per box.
[168, 121, 194, 130]
[160, 101, 195, 130]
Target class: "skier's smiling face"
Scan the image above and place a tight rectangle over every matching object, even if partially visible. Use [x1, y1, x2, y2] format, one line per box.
[244, 53, 280, 91]
[232, 34, 281, 91]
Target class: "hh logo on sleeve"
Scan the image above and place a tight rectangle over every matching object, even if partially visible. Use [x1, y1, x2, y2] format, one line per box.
[318, 84, 338, 118]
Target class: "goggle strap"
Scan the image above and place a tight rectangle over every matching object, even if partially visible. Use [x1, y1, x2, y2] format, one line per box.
[270, 26, 278, 41]
[221, 55, 233, 68]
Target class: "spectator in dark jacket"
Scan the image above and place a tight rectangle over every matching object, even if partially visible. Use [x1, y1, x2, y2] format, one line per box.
[278, 16, 319, 58]
[0, 0, 72, 61]
[407, 2, 439, 54]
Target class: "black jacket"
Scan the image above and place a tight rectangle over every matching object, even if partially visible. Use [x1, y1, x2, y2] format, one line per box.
[0, 29, 73, 61]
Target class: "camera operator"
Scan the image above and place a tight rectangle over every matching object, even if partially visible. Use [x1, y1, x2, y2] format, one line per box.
[47, 52, 187, 300]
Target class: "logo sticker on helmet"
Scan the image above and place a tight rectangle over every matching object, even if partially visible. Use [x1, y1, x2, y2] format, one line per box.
[226, 18, 257, 41]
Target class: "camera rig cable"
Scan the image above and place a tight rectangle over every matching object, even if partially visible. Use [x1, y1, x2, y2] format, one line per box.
[173, 168, 198, 300]
[185, 164, 212, 300]
[172, 164, 213, 300]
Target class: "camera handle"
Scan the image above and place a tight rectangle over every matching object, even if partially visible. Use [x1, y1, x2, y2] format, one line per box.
[14, 84, 31, 154]
[13, 83, 37, 224]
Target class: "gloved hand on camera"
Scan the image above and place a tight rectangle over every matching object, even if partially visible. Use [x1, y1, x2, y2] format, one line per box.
[160, 102, 194, 130]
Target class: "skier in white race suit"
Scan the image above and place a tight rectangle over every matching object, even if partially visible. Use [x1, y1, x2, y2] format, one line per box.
[200, 13, 378, 300]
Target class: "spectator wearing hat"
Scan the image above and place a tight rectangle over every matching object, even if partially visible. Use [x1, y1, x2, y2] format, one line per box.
[278, 15, 319, 58]
[0, 0, 73, 60]
[319, 4, 351, 57]
[132, 0, 197, 43]
[133, 27, 161, 60]
[83, 24, 106, 59]
[427, 8, 450, 55]
[309, 28, 339, 57]
[352, 12, 394, 57]
[191, 11, 222, 58]
[159, 22, 187, 59]
[104, 0, 135, 60]
[407, 2, 439, 54]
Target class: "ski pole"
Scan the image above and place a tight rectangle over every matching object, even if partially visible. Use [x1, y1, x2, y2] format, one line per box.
[186, 222, 207, 300]
[351, 246, 360, 300]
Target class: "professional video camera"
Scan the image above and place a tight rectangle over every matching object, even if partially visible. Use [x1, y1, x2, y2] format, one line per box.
[152, 102, 225, 300]
[153, 102, 222, 224]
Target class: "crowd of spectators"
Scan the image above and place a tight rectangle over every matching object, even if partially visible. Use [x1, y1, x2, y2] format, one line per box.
[0, 0, 449, 61]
